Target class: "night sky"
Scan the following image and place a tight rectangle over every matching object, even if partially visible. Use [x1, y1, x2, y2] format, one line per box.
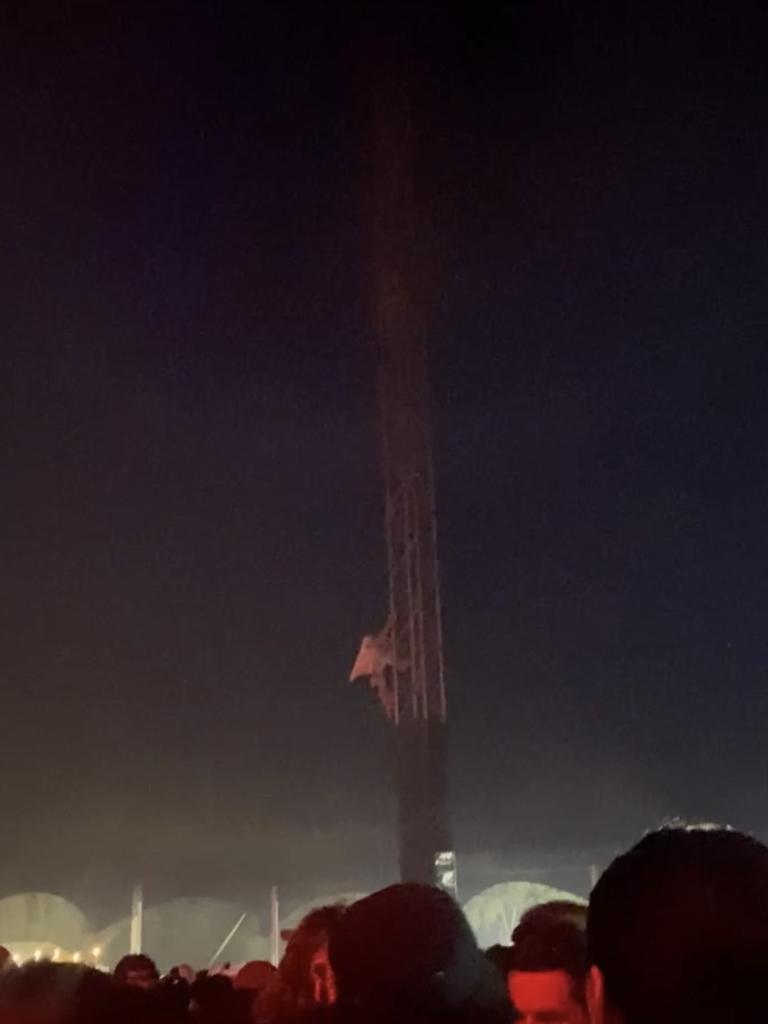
[2, 3, 767, 924]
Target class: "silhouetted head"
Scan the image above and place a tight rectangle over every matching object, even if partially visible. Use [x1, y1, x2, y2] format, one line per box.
[484, 945, 512, 975]
[509, 904, 588, 1024]
[257, 904, 346, 1021]
[113, 953, 159, 989]
[0, 962, 118, 1024]
[515, 901, 587, 938]
[329, 883, 509, 1022]
[234, 959, 275, 995]
[587, 826, 768, 1024]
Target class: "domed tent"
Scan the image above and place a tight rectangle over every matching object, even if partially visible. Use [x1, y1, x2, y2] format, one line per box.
[0, 893, 89, 953]
[463, 882, 585, 949]
[97, 897, 267, 970]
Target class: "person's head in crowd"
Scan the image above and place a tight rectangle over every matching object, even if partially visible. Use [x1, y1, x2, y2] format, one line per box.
[516, 902, 587, 936]
[70, 966, 126, 1024]
[328, 883, 510, 1023]
[485, 945, 513, 976]
[168, 963, 196, 985]
[0, 961, 116, 1024]
[587, 825, 768, 1024]
[507, 903, 588, 1024]
[190, 971, 247, 1023]
[0, 946, 11, 972]
[257, 904, 345, 1021]
[234, 959, 275, 997]
[113, 953, 159, 990]
[0, 960, 65, 1023]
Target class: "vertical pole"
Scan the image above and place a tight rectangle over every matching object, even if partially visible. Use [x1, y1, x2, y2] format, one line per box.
[269, 886, 280, 966]
[129, 884, 143, 954]
[589, 863, 600, 890]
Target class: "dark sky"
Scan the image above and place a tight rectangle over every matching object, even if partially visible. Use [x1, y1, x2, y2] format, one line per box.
[1, 2, 767, 923]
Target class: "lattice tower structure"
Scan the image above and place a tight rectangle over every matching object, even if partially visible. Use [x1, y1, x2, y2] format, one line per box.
[371, 67, 453, 891]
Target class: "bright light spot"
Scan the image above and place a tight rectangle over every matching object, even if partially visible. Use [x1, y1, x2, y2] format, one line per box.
[12, 954, 22, 966]
[33, 950, 41, 962]
[92, 946, 101, 960]
[73, 952, 81, 963]
[53, 948, 61, 961]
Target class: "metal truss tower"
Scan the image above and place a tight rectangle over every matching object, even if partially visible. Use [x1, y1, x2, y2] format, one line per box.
[370, 57, 456, 896]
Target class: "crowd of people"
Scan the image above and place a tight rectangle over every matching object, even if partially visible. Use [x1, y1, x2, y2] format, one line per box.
[2, 823, 768, 1023]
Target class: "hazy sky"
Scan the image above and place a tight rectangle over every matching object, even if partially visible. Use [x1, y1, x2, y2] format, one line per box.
[1, 3, 767, 923]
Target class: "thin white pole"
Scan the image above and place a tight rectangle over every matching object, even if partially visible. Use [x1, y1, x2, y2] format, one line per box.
[269, 886, 280, 966]
[129, 884, 143, 954]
